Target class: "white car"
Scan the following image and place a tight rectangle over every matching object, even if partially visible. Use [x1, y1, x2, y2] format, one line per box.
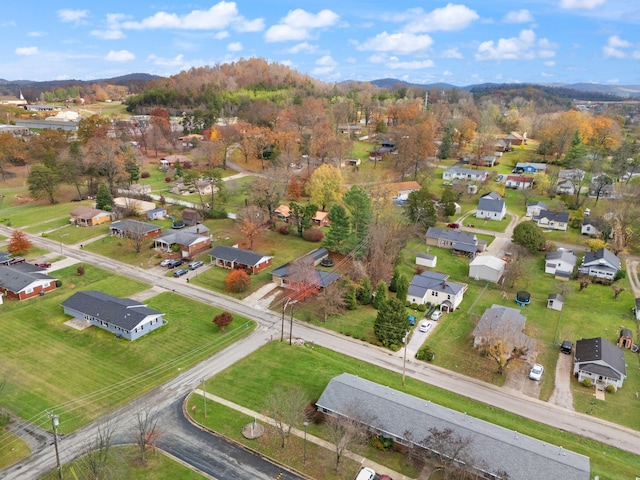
[160, 259, 173, 267]
[529, 363, 544, 381]
[431, 310, 443, 321]
[355, 467, 376, 480]
[418, 321, 432, 333]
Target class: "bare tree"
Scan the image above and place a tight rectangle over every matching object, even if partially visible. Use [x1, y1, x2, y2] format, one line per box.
[77, 413, 120, 480]
[317, 283, 346, 322]
[263, 385, 309, 448]
[420, 427, 475, 480]
[236, 205, 266, 250]
[612, 284, 625, 300]
[324, 410, 371, 470]
[133, 404, 160, 465]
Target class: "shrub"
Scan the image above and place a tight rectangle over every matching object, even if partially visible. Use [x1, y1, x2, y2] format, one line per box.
[410, 302, 419, 310]
[209, 205, 228, 219]
[405, 300, 411, 307]
[164, 177, 172, 182]
[225, 270, 251, 293]
[417, 304, 427, 312]
[212, 311, 233, 331]
[416, 345, 435, 362]
[582, 378, 592, 387]
[76, 265, 85, 276]
[605, 385, 616, 394]
[277, 225, 289, 235]
[302, 228, 324, 242]
[55, 279, 62, 287]
[415, 265, 425, 274]
[140, 171, 150, 179]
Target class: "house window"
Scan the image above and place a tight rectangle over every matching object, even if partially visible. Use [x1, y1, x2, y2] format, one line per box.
[25, 287, 33, 294]
[431, 291, 438, 297]
[447, 295, 451, 300]
[43, 282, 50, 288]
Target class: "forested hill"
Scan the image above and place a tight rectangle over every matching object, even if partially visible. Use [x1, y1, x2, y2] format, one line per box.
[125, 58, 332, 116]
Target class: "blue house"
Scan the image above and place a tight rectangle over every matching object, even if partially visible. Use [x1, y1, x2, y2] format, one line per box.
[61, 291, 165, 341]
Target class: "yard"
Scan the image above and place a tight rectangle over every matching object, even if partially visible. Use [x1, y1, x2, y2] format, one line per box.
[194, 341, 640, 480]
[0, 265, 255, 434]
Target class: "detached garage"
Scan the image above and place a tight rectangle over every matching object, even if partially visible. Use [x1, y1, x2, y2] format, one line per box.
[469, 255, 506, 283]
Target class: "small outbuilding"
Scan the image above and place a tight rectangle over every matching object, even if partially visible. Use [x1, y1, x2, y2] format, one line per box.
[547, 293, 565, 311]
[469, 255, 506, 283]
[416, 253, 436, 268]
[618, 329, 633, 349]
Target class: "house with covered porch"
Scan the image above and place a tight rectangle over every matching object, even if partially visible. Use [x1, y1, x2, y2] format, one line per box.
[208, 245, 273, 274]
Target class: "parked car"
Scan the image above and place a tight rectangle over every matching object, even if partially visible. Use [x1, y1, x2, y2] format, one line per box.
[355, 467, 376, 480]
[408, 315, 417, 326]
[529, 363, 544, 381]
[419, 321, 432, 333]
[167, 259, 184, 268]
[34, 261, 52, 268]
[188, 261, 204, 270]
[173, 268, 189, 278]
[430, 310, 443, 321]
[8, 256, 25, 265]
[560, 340, 573, 354]
[446, 223, 460, 229]
[160, 259, 174, 267]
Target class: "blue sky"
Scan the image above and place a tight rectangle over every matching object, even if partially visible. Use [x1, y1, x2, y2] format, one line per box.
[1, 1, 639, 85]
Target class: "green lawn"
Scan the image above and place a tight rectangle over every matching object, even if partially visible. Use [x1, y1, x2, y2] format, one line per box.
[0, 431, 30, 471]
[200, 341, 640, 480]
[0, 265, 255, 434]
[1, 202, 80, 229]
[40, 445, 206, 480]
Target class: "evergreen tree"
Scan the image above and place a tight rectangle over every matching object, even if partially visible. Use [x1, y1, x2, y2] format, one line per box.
[441, 187, 457, 217]
[95, 183, 114, 211]
[174, 160, 184, 178]
[125, 158, 140, 185]
[405, 186, 437, 231]
[374, 297, 409, 348]
[389, 268, 400, 293]
[357, 277, 373, 305]
[343, 185, 372, 255]
[512, 221, 546, 253]
[373, 280, 388, 310]
[439, 123, 454, 160]
[343, 284, 357, 310]
[563, 131, 587, 167]
[323, 204, 350, 253]
[395, 273, 409, 303]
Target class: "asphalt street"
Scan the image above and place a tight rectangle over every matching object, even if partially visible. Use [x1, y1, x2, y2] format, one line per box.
[1, 225, 640, 480]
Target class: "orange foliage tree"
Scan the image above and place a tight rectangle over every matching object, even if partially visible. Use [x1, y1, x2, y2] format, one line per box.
[213, 311, 234, 331]
[8, 230, 32, 256]
[225, 269, 251, 293]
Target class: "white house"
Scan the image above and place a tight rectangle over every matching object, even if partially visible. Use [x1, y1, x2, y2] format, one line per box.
[534, 210, 569, 231]
[442, 167, 488, 182]
[505, 175, 534, 189]
[581, 217, 607, 237]
[579, 248, 620, 281]
[406, 271, 467, 312]
[469, 256, 506, 283]
[475, 192, 506, 221]
[573, 337, 626, 390]
[556, 179, 576, 196]
[545, 249, 577, 278]
[526, 201, 547, 217]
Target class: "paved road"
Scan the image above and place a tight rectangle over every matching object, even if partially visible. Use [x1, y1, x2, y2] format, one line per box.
[2, 225, 640, 480]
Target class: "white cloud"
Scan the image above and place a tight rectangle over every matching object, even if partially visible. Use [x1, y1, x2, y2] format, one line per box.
[91, 29, 125, 40]
[559, 0, 607, 9]
[105, 50, 135, 62]
[280, 60, 293, 67]
[402, 4, 479, 33]
[442, 70, 453, 77]
[57, 9, 89, 24]
[387, 59, 435, 69]
[265, 9, 339, 42]
[213, 31, 229, 40]
[316, 55, 337, 67]
[119, 2, 262, 32]
[147, 54, 185, 67]
[603, 35, 632, 58]
[358, 32, 433, 54]
[28, 31, 45, 37]
[312, 66, 335, 75]
[441, 48, 463, 59]
[503, 9, 533, 23]
[227, 42, 242, 52]
[544, 61, 556, 67]
[475, 29, 556, 60]
[15, 46, 38, 56]
[287, 42, 317, 54]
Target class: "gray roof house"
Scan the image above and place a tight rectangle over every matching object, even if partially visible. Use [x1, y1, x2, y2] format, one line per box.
[545, 249, 577, 278]
[270, 248, 341, 294]
[425, 227, 480, 257]
[61, 290, 165, 341]
[0, 264, 57, 301]
[581, 217, 607, 237]
[208, 245, 273, 274]
[526, 201, 547, 217]
[476, 192, 506, 221]
[579, 248, 620, 281]
[533, 210, 569, 231]
[472, 304, 534, 352]
[407, 271, 467, 311]
[442, 167, 488, 182]
[316, 373, 590, 480]
[110, 219, 162, 238]
[573, 337, 627, 389]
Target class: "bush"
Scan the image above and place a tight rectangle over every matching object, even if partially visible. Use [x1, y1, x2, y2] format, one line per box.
[277, 225, 289, 235]
[605, 385, 616, 394]
[224, 270, 251, 293]
[140, 171, 150, 179]
[416, 345, 435, 361]
[415, 266, 425, 275]
[76, 265, 85, 276]
[55, 279, 62, 288]
[582, 378, 592, 387]
[164, 177, 172, 182]
[405, 300, 411, 307]
[417, 304, 427, 312]
[209, 205, 228, 219]
[410, 302, 419, 310]
[302, 228, 324, 242]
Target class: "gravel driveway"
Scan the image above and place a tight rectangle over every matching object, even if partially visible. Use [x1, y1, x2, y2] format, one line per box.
[548, 352, 575, 410]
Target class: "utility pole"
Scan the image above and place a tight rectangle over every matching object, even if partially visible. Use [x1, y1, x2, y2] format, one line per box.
[288, 302, 296, 345]
[201, 378, 207, 418]
[50, 414, 63, 479]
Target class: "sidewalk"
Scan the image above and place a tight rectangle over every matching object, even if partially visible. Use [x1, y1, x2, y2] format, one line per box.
[195, 390, 413, 480]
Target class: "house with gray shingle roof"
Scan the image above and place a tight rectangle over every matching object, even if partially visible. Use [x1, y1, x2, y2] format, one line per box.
[407, 271, 467, 311]
[154, 228, 211, 258]
[209, 245, 273, 274]
[316, 373, 590, 480]
[581, 217, 607, 237]
[579, 247, 620, 281]
[110, 219, 162, 239]
[573, 337, 626, 389]
[61, 290, 165, 341]
[545, 249, 577, 277]
[442, 167, 488, 182]
[472, 304, 534, 353]
[0, 264, 57, 301]
[425, 227, 481, 257]
[476, 192, 506, 221]
[270, 248, 340, 298]
[533, 210, 569, 231]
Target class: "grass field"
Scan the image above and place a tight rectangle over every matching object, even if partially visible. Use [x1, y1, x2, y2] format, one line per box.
[40, 445, 206, 480]
[0, 431, 30, 472]
[0, 265, 255, 435]
[196, 341, 640, 480]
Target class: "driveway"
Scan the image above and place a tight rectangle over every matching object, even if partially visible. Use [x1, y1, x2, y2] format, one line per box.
[549, 352, 575, 410]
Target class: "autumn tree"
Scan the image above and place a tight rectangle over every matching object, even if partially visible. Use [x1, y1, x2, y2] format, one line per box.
[236, 205, 266, 250]
[8, 230, 33, 256]
[364, 219, 410, 286]
[149, 108, 172, 157]
[84, 137, 126, 195]
[612, 284, 625, 300]
[325, 410, 371, 471]
[374, 296, 409, 349]
[263, 386, 310, 448]
[307, 164, 343, 211]
[225, 270, 251, 293]
[213, 312, 234, 331]
[249, 174, 285, 229]
[77, 413, 118, 480]
[77, 114, 110, 144]
[318, 283, 346, 322]
[27, 164, 60, 204]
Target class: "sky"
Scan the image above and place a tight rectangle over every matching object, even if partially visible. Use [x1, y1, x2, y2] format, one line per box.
[1, 1, 639, 86]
